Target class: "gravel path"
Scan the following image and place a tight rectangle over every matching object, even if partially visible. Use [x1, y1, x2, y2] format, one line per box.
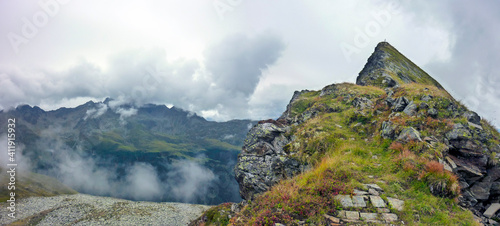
[0, 194, 211, 225]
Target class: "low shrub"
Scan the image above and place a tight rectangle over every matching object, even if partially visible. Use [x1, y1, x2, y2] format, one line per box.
[419, 161, 460, 198]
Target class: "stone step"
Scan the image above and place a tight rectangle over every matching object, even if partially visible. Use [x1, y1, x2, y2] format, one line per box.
[336, 194, 404, 211]
[484, 203, 500, 218]
[333, 191, 404, 224]
[387, 197, 405, 211]
[352, 196, 367, 208]
[333, 211, 398, 224]
[370, 195, 386, 208]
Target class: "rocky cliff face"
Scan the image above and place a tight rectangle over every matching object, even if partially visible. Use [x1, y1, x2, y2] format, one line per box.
[231, 42, 500, 224]
[357, 42, 443, 89]
[356, 43, 500, 219]
[234, 109, 308, 200]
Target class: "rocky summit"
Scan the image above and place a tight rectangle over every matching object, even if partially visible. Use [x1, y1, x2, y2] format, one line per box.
[356, 41, 443, 89]
[193, 42, 500, 225]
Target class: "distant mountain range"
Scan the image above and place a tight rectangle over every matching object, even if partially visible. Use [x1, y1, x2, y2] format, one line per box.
[0, 99, 257, 205]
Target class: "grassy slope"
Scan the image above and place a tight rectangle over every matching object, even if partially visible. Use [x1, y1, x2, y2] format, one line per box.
[198, 82, 500, 225]
[378, 43, 444, 89]
[94, 123, 241, 158]
[0, 168, 77, 202]
[362, 42, 446, 92]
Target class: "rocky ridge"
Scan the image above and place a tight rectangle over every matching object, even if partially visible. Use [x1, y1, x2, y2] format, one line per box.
[0, 101, 256, 204]
[224, 42, 500, 225]
[356, 41, 443, 89]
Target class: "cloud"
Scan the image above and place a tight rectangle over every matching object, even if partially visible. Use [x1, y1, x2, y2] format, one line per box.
[204, 33, 285, 96]
[115, 107, 138, 124]
[412, 1, 500, 127]
[125, 163, 163, 201]
[0, 33, 285, 121]
[31, 128, 220, 203]
[84, 103, 108, 120]
[166, 160, 218, 203]
[0, 134, 31, 172]
[0, 1, 499, 129]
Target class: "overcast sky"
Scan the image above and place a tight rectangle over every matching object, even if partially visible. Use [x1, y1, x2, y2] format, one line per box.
[0, 0, 499, 128]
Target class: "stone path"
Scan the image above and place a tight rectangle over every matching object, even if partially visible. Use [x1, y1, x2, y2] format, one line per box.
[324, 183, 404, 225]
[484, 203, 500, 218]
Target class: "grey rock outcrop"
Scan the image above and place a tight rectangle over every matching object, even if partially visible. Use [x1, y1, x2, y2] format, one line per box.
[403, 101, 418, 116]
[234, 120, 306, 200]
[421, 94, 433, 102]
[352, 97, 374, 110]
[396, 127, 422, 142]
[279, 90, 314, 123]
[464, 111, 482, 125]
[381, 121, 397, 139]
[392, 97, 409, 112]
[442, 121, 500, 220]
[356, 42, 444, 89]
[428, 108, 438, 118]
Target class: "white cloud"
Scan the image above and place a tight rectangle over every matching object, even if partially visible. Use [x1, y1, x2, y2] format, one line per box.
[84, 103, 108, 120]
[0, 0, 499, 128]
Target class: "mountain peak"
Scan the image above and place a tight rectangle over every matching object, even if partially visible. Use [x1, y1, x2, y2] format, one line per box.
[356, 42, 443, 89]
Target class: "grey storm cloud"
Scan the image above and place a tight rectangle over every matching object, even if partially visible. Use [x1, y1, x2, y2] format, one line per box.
[205, 33, 285, 96]
[0, 1, 499, 127]
[411, 1, 500, 125]
[0, 33, 285, 120]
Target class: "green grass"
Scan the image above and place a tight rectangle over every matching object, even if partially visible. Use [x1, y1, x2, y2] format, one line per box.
[0, 169, 77, 202]
[377, 43, 445, 89]
[202, 82, 492, 225]
[93, 126, 240, 156]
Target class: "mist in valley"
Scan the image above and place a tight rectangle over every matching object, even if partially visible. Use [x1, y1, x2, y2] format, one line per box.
[2, 129, 241, 205]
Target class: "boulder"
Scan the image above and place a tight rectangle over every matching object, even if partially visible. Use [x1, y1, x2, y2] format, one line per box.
[421, 94, 433, 102]
[490, 182, 500, 196]
[428, 108, 438, 118]
[381, 121, 397, 139]
[419, 102, 429, 110]
[464, 111, 481, 125]
[385, 88, 395, 97]
[385, 97, 395, 107]
[319, 84, 337, 97]
[392, 97, 409, 112]
[486, 168, 500, 182]
[382, 74, 398, 87]
[460, 190, 479, 207]
[396, 127, 422, 142]
[449, 139, 480, 151]
[246, 123, 286, 147]
[457, 165, 484, 184]
[403, 101, 418, 116]
[446, 123, 472, 140]
[470, 182, 492, 200]
[352, 97, 374, 110]
[468, 122, 483, 130]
